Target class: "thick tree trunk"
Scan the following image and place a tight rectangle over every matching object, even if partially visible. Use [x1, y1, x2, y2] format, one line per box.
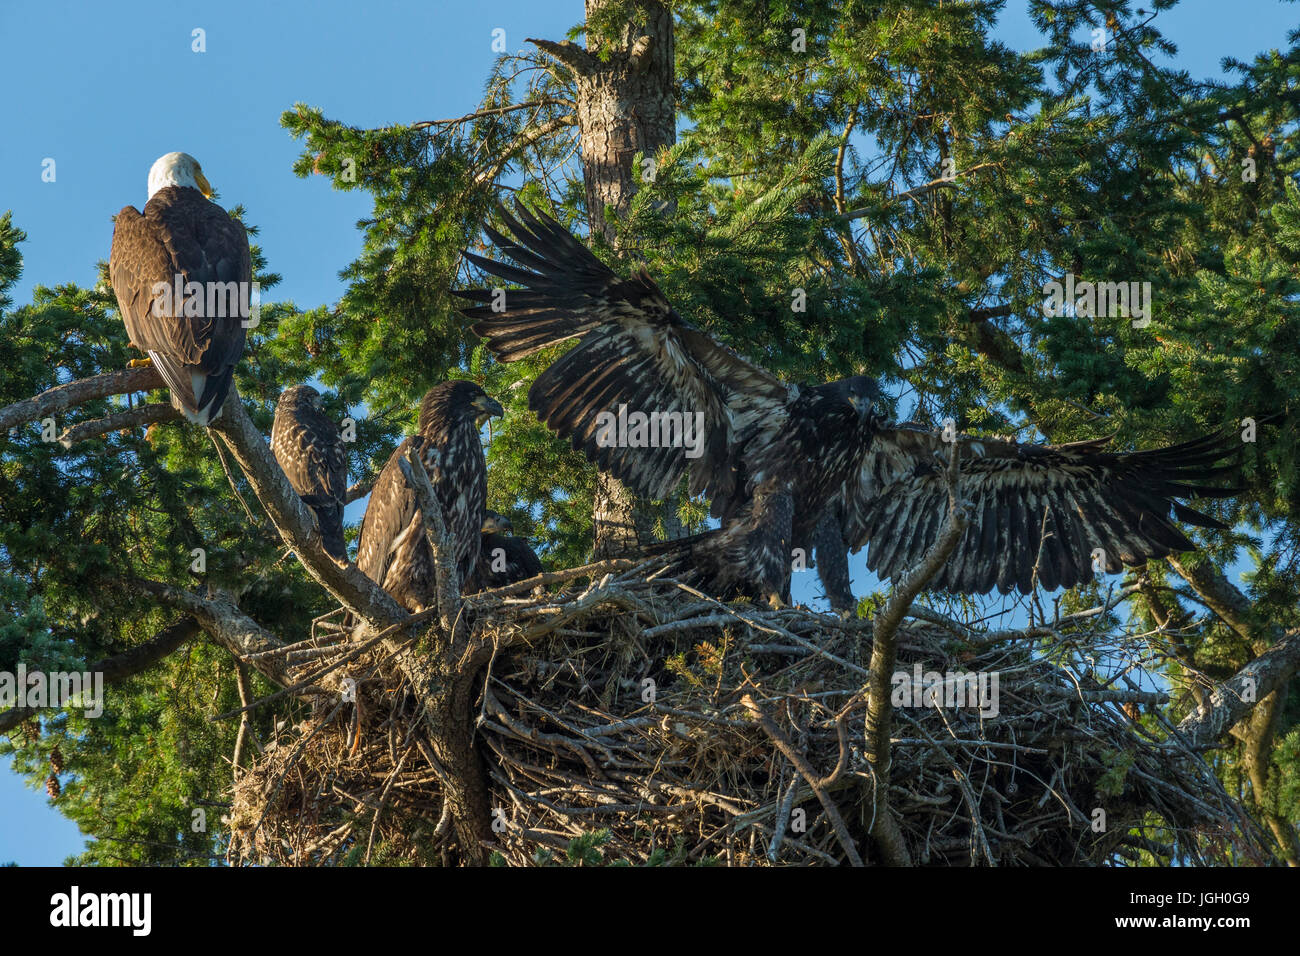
[573, 0, 676, 242]
[548, 0, 683, 557]
[418, 644, 496, 865]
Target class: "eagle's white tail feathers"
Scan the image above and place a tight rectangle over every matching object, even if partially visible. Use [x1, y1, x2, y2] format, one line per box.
[189, 371, 225, 424]
[149, 351, 224, 426]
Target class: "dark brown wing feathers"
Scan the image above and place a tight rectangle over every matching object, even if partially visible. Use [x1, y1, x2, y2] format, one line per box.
[110, 185, 251, 422]
[272, 389, 348, 560]
[459, 202, 790, 508]
[847, 426, 1243, 595]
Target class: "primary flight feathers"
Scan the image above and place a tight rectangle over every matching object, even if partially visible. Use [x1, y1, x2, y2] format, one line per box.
[461, 202, 1246, 601]
[842, 424, 1241, 595]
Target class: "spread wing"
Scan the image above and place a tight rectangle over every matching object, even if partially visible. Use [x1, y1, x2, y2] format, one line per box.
[109, 186, 251, 421]
[459, 203, 793, 507]
[843, 425, 1242, 595]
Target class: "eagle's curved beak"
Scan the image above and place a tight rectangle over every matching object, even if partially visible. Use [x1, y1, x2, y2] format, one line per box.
[848, 388, 878, 419]
[481, 513, 512, 534]
[473, 394, 505, 427]
[194, 168, 214, 199]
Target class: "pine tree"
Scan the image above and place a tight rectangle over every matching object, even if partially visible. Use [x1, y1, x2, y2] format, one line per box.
[2, 1, 1298, 865]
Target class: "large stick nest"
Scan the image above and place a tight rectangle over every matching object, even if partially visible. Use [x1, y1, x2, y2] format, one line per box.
[227, 566, 1272, 866]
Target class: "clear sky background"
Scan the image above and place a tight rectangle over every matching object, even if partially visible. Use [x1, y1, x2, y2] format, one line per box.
[1, 0, 1295, 865]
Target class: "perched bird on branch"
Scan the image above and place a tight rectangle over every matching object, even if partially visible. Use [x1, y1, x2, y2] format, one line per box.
[467, 509, 543, 591]
[356, 381, 503, 611]
[460, 203, 1249, 604]
[109, 152, 251, 425]
[271, 385, 348, 561]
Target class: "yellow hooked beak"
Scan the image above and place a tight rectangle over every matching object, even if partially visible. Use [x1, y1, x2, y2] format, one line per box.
[194, 167, 214, 198]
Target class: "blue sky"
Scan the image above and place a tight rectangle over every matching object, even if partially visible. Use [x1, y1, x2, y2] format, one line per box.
[1, 0, 1295, 865]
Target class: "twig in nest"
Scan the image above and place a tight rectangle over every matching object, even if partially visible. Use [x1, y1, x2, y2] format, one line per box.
[741, 693, 864, 867]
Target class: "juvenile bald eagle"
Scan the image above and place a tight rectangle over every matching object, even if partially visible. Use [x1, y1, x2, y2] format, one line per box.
[811, 502, 855, 613]
[460, 203, 1246, 604]
[355, 382, 503, 611]
[467, 510, 544, 591]
[272, 385, 348, 561]
[109, 152, 251, 425]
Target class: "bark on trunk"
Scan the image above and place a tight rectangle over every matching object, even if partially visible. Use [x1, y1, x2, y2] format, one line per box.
[415, 643, 496, 865]
[555, 0, 683, 557]
[1168, 556, 1300, 866]
[574, 0, 675, 243]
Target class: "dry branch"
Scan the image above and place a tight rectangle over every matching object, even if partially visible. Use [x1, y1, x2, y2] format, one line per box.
[397, 446, 461, 632]
[742, 694, 864, 866]
[861, 440, 969, 865]
[1172, 626, 1300, 750]
[129, 580, 292, 687]
[207, 388, 408, 632]
[0, 365, 163, 434]
[527, 37, 597, 75]
[57, 403, 182, 447]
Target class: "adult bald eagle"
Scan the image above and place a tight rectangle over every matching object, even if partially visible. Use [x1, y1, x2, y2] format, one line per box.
[109, 152, 251, 425]
[459, 204, 1245, 604]
[467, 510, 544, 591]
[271, 385, 348, 561]
[355, 382, 503, 611]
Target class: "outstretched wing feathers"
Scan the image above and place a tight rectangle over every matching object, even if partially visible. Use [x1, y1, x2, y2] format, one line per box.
[846, 425, 1242, 595]
[460, 202, 792, 506]
[461, 202, 1248, 600]
[526, 328, 734, 499]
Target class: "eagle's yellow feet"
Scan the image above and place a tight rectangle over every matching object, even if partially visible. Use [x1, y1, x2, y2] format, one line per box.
[127, 357, 153, 369]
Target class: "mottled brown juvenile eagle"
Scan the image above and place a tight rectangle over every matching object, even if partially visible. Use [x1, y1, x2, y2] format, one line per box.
[459, 203, 1245, 604]
[467, 510, 544, 591]
[811, 502, 855, 613]
[109, 152, 251, 425]
[355, 382, 503, 611]
[271, 385, 348, 561]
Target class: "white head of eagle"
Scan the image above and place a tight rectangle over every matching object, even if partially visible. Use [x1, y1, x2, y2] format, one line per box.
[146, 152, 213, 201]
